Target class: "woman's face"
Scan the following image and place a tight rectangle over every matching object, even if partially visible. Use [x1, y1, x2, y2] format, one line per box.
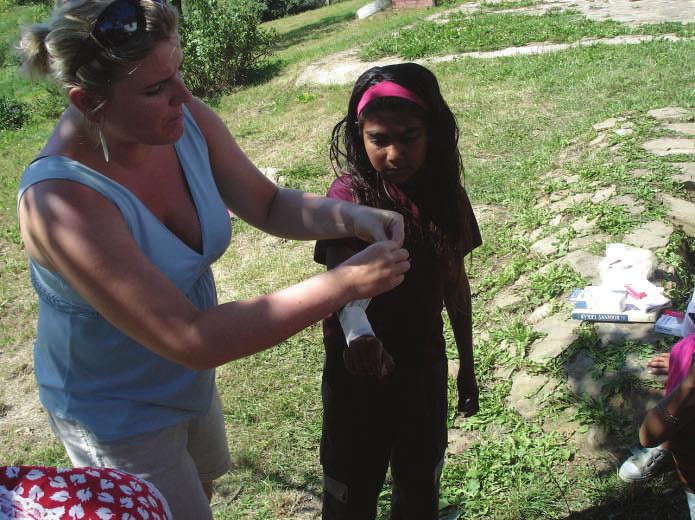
[100, 34, 192, 146]
[361, 108, 428, 185]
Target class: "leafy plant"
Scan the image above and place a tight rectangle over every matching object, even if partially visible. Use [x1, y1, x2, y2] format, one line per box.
[258, 0, 325, 22]
[656, 230, 695, 308]
[180, 0, 275, 96]
[527, 264, 586, 307]
[0, 96, 28, 130]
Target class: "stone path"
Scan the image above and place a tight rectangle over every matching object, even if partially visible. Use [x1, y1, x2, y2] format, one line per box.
[430, 0, 695, 26]
[295, 0, 695, 86]
[446, 106, 695, 467]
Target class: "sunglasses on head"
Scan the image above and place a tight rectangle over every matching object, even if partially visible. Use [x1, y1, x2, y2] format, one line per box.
[70, 0, 165, 77]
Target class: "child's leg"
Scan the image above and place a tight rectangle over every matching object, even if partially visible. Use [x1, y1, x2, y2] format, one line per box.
[321, 351, 392, 520]
[390, 358, 448, 520]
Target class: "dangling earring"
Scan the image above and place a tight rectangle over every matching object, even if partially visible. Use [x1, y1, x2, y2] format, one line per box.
[98, 128, 110, 163]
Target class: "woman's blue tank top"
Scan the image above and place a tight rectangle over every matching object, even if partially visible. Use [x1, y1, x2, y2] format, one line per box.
[17, 106, 232, 441]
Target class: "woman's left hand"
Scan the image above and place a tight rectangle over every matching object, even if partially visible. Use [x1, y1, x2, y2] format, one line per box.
[351, 206, 405, 246]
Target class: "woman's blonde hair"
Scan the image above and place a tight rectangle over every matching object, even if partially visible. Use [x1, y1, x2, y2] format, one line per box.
[19, 0, 178, 103]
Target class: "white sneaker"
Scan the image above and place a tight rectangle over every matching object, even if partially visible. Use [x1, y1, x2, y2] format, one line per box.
[618, 445, 674, 483]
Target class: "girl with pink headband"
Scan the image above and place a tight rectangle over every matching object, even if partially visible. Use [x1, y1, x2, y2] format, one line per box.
[315, 63, 482, 519]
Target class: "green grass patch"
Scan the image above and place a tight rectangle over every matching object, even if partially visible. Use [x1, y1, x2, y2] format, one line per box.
[362, 10, 648, 60]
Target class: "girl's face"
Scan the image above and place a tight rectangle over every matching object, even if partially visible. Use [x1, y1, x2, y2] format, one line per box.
[361, 108, 428, 185]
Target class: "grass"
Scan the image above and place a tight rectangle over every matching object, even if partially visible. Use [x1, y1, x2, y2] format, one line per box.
[2, 0, 695, 518]
[362, 10, 695, 60]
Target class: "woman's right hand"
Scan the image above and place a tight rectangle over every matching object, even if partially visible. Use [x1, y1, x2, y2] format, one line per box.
[336, 241, 410, 300]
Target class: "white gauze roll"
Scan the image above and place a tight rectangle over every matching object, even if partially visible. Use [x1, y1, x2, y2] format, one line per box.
[338, 298, 374, 344]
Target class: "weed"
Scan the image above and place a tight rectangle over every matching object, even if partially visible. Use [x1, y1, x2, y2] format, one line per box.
[527, 264, 586, 307]
[656, 230, 695, 308]
[0, 96, 27, 130]
[442, 425, 572, 518]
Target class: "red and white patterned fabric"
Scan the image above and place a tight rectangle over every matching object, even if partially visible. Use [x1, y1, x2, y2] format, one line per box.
[0, 466, 172, 520]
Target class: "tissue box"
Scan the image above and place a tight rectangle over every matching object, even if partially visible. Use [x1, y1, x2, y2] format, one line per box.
[655, 311, 685, 336]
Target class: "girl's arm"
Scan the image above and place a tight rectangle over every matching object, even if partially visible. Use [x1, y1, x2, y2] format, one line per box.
[326, 243, 395, 378]
[444, 263, 479, 417]
[18, 181, 410, 371]
[188, 99, 404, 246]
[640, 355, 695, 447]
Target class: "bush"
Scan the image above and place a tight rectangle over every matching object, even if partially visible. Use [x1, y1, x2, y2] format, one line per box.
[258, 0, 325, 22]
[180, 0, 275, 97]
[0, 96, 28, 130]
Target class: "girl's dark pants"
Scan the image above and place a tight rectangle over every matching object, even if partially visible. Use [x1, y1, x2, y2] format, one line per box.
[321, 351, 448, 520]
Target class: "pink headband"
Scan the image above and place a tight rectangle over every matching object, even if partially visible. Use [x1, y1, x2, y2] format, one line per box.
[356, 81, 427, 116]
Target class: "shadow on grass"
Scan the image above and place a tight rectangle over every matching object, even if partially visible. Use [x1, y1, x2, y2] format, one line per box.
[199, 60, 286, 107]
[245, 59, 286, 86]
[228, 458, 322, 497]
[272, 12, 356, 52]
[564, 475, 688, 519]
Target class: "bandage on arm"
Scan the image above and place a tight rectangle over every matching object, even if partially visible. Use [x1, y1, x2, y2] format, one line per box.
[338, 298, 374, 344]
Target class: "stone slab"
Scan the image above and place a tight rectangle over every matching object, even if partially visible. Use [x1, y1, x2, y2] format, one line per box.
[648, 107, 692, 122]
[569, 233, 609, 252]
[550, 190, 570, 203]
[508, 370, 559, 419]
[658, 193, 695, 236]
[672, 162, 695, 191]
[592, 185, 616, 204]
[531, 235, 559, 256]
[447, 428, 480, 456]
[595, 322, 663, 346]
[593, 118, 617, 131]
[566, 351, 604, 399]
[549, 214, 564, 227]
[611, 194, 644, 215]
[472, 204, 511, 225]
[525, 302, 553, 325]
[631, 168, 652, 178]
[642, 137, 695, 156]
[554, 250, 603, 283]
[571, 217, 598, 236]
[491, 286, 524, 310]
[447, 359, 459, 379]
[623, 220, 673, 250]
[549, 193, 593, 212]
[528, 314, 581, 363]
[665, 123, 695, 135]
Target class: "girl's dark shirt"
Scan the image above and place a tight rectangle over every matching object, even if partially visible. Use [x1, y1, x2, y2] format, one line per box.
[314, 175, 482, 368]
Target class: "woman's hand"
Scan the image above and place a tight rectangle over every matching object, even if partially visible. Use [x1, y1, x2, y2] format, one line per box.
[336, 241, 410, 301]
[343, 336, 395, 378]
[349, 206, 405, 247]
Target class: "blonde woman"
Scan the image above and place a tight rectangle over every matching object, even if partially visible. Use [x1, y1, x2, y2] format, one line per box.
[16, 1, 410, 517]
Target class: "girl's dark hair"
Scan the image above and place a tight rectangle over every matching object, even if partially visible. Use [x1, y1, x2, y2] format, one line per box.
[330, 63, 473, 291]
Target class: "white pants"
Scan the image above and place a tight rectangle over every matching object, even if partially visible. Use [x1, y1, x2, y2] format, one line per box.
[48, 391, 232, 520]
